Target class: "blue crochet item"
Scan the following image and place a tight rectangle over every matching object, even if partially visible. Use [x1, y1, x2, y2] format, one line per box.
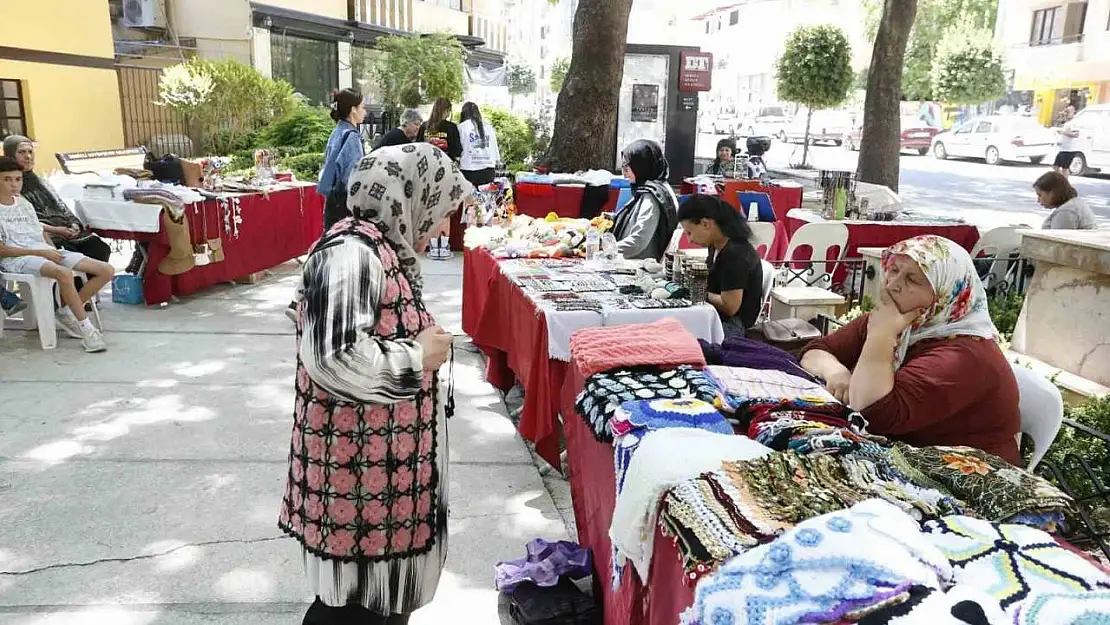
[1014, 590, 1110, 624]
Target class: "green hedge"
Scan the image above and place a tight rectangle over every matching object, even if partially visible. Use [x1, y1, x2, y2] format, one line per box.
[259, 106, 334, 152]
[482, 107, 534, 167]
[283, 152, 325, 182]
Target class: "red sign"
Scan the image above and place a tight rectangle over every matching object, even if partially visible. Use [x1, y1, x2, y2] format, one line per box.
[679, 51, 713, 92]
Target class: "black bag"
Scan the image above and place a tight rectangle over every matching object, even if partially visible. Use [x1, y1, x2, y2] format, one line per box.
[144, 153, 186, 185]
[508, 578, 600, 625]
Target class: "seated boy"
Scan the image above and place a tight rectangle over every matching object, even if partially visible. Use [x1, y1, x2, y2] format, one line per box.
[0, 157, 112, 352]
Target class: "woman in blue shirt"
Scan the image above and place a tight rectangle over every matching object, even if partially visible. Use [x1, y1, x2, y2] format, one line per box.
[318, 88, 367, 231]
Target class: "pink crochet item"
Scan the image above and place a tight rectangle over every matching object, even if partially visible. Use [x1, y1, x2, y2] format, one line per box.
[570, 318, 706, 378]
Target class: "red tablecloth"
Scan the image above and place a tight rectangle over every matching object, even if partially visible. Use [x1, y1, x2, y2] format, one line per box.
[461, 247, 565, 468]
[95, 185, 323, 305]
[561, 363, 694, 625]
[675, 181, 799, 262]
[514, 182, 620, 219]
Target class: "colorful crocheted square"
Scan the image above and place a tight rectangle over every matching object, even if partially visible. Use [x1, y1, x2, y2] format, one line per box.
[1014, 590, 1110, 624]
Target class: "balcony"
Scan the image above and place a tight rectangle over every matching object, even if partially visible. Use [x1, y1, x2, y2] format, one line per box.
[1009, 37, 1085, 67]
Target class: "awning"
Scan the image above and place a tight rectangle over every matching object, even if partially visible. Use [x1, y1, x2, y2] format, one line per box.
[250, 2, 404, 45]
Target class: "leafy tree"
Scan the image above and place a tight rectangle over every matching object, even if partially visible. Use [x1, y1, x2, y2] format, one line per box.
[371, 33, 465, 112]
[258, 105, 334, 153]
[858, 0, 918, 192]
[547, 0, 635, 172]
[862, 0, 997, 101]
[507, 63, 537, 108]
[775, 25, 854, 167]
[931, 29, 1006, 105]
[550, 57, 570, 93]
[484, 107, 536, 167]
[158, 59, 296, 155]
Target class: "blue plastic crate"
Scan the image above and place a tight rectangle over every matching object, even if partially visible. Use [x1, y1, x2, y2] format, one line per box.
[112, 274, 144, 305]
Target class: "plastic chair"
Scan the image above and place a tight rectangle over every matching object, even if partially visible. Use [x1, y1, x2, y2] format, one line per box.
[1010, 364, 1064, 470]
[615, 187, 633, 213]
[0, 271, 102, 350]
[758, 259, 774, 322]
[970, 227, 1024, 292]
[781, 222, 849, 289]
[749, 222, 777, 259]
[737, 191, 776, 222]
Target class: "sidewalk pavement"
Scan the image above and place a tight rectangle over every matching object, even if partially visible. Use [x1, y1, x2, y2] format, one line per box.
[0, 255, 572, 624]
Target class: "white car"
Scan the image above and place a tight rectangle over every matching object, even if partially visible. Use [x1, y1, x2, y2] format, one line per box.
[931, 116, 1056, 165]
[1054, 103, 1110, 176]
[738, 105, 789, 137]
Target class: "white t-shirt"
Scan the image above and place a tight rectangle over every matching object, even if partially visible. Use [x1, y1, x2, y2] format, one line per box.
[0, 196, 51, 251]
[458, 119, 501, 172]
[1058, 120, 1079, 151]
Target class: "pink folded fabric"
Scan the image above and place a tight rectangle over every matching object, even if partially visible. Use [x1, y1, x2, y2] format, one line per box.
[570, 317, 706, 378]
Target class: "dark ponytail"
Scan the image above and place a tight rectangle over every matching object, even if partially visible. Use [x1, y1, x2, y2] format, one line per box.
[677, 194, 753, 243]
[459, 101, 486, 145]
[330, 88, 363, 123]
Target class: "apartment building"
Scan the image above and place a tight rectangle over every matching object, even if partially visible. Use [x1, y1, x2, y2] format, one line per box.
[0, 1, 125, 167]
[691, 0, 870, 115]
[996, 0, 1110, 125]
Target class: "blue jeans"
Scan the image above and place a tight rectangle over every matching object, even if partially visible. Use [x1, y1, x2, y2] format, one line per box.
[1, 286, 21, 312]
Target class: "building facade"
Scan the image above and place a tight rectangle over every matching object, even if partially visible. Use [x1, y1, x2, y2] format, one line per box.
[996, 0, 1110, 125]
[0, 1, 125, 169]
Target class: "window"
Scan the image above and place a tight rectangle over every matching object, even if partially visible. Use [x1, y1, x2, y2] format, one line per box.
[954, 122, 975, 134]
[0, 80, 26, 139]
[729, 10, 739, 25]
[705, 21, 711, 34]
[271, 34, 339, 106]
[975, 121, 994, 133]
[1030, 6, 1062, 45]
[420, 0, 462, 10]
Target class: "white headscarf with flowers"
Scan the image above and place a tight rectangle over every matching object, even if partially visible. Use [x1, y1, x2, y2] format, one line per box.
[881, 235, 1000, 368]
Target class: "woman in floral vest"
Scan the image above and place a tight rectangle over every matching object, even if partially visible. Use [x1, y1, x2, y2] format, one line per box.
[280, 143, 473, 625]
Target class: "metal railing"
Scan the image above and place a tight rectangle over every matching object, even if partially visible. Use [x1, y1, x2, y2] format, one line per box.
[1037, 420, 1110, 561]
[116, 65, 194, 157]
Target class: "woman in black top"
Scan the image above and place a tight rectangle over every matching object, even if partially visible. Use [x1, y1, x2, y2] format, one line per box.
[677, 194, 764, 336]
[705, 138, 736, 176]
[373, 108, 423, 151]
[612, 139, 680, 260]
[416, 98, 463, 162]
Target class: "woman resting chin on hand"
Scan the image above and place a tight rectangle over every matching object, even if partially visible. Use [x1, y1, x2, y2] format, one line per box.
[799, 235, 1021, 465]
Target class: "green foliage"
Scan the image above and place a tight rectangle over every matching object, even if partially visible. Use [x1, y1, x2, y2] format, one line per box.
[485, 107, 535, 166]
[157, 59, 296, 155]
[862, 0, 999, 101]
[283, 152, 326, 182]
[1041, 394, 1110, 532]
[776, 25, 854, 110]
[550, 57, 570, 93]
[258, 106, 334, 152]
[931, 29, 1007, 105]
[508, 64, 538, 96]
[988, 290, 1024, 342]
[371, 33, 465, 109]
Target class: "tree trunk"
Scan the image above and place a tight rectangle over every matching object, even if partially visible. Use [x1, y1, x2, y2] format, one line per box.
[856, 0, 918, 192]
[546, 0, 635, 172]
[802, 108, 814, 167]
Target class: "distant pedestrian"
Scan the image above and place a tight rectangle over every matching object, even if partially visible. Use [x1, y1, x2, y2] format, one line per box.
[457, 102, 500, 187]
[1053, 105, 1081, 177]
[705, 137, 736, 176]
[1033, 171, 1098, 230]
[374, 109, 423, 151]
[416, 98, 461, 260]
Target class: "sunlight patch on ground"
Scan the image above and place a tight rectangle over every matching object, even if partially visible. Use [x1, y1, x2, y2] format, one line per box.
[170, 360, 227, 377]
[141, 540, 201, 573]
[134, 379, 178, 389]
[0, 547, 33, 572]
[408, 570, 500, 625]
[214, 569, 276, 601]
[16, 606, 161, 625]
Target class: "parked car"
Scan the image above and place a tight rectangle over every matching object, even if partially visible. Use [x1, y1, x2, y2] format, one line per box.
[931, 116, 1056, 165]
[843, 116, 941, 154]
[1054, 103, 1110, 176]
[712, 112, 739, 135]
[780, 110, 854, 145]
[738, 105, 789, 136]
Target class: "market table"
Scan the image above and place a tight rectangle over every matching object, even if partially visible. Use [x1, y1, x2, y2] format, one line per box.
[461, 247, 724, 468]
[514, 181, 622, 219]
[784, 208, 980, 286]
[88, 184, 323, 305]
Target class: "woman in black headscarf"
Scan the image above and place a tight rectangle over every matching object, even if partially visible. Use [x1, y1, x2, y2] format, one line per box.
[2, 136, 111, 263]
[705, 137, 736, 176]
[612, 139, 679, 260]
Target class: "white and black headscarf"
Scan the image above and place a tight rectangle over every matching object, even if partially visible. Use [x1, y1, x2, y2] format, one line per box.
[346, 143, 473, 292]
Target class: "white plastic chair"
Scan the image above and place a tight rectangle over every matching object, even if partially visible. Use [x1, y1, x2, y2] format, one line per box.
[758, 259, 774, 322]
[970, 227, 1024, 292]
[0, 272, 102, 350]
[749, 222, 777, 260]
[1010, 363, 1064, 470]
[782, 222, 849, 289]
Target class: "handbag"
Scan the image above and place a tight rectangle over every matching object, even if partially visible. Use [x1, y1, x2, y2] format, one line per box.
[747, 318, 821, 356]
[508, 578, 599, 625]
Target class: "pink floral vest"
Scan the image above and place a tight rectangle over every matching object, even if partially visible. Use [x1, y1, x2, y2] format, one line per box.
[279, 217, 440, 562]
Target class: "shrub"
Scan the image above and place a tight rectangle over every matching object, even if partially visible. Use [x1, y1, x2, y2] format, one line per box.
[988, 291, 1024, 342]
[283, 152, 325, 182]
[259, 106, 334, 153]
[484, 107, 535, 167]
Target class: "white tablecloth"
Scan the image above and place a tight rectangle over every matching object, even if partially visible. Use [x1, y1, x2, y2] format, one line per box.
[73, 199, 164, 233]
[536, 300, 725, 361]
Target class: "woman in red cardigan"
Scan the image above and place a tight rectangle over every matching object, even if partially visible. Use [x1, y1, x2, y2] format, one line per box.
[799, 235, 1021, 464]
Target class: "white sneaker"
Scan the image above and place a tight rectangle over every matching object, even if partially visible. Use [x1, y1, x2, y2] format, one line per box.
[55, 311, 84, 339]
[81, 328, 107, 353]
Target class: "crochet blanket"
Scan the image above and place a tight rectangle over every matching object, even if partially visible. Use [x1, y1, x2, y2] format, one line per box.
[1014, 590, 1110, 624]
[856, 585, 1007, 625]
[704, 366, 836, 411]
[680, 499, 953, 625]
[570, 317, 705, 378]
[609, 428, 771, 585]
[699, 336, 819, 383]
[575, 366, 720, 442]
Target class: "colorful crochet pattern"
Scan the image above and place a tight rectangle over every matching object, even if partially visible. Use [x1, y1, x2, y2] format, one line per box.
[922, 515, 1110, 616]
[575, 366, 721, 442]
[1013, 590, 1110, 624]
[680, 499, 952, 625]
[569, 317, 706, 378]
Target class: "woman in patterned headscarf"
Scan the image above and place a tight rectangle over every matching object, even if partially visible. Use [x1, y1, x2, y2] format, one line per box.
[800, 235, 1020, 465]
[279, 143, 474, 625]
